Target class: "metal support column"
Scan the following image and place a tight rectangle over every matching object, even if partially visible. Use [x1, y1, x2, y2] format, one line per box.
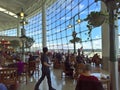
[17, 17, 20, 37]
[73, 17, 76, 54]
[42, 0, 46, 48]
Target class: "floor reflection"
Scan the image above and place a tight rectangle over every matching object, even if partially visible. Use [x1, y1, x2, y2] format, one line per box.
[18, 67, 76, 90]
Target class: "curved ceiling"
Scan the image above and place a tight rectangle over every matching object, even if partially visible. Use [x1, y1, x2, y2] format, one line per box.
[0, 0, 56, 31]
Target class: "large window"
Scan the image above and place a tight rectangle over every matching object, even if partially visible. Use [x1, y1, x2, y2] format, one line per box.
[25, 12, 42, 51]
[0, 29, 17, 36]
[2, 0, 120, 56]
[46, 0, 102, 53]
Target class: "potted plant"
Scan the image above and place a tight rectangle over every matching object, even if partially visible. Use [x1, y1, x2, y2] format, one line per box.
[25, 36, 35, 48]
[84, 11, 108, 34]
[69, 37, 81, 43]
[69, 31, 82, 53]
[85, 11, 108, 27]
[69, 31, 82, 43]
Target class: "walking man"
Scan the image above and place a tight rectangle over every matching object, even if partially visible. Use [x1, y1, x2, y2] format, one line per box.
[34, 47, 56, 90]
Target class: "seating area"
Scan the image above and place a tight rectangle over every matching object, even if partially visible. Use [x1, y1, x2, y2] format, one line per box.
[0, 55, 113, 90]
[0, 43, 119, 90]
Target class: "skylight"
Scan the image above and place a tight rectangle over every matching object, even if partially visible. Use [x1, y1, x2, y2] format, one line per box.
[0, 7, 17, 18]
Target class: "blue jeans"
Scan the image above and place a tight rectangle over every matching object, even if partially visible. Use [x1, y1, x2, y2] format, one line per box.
[35, 68, 53, 90]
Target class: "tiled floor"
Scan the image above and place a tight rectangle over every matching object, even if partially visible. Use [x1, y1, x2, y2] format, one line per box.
[18, 67, 76, 90]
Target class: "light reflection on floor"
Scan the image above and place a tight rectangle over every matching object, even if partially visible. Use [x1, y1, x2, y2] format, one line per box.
[18, 67, 76, 90]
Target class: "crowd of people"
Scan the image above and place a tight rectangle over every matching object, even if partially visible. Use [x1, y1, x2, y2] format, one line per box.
[52, 49, 102, 79]
[33, 47, 104, 90]
[0, 47, 104, 90]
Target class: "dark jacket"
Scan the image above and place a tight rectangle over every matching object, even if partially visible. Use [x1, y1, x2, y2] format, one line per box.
[75, 75, 105, 90]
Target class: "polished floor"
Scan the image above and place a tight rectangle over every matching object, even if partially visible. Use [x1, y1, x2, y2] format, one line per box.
[17, 64, 120, 90]
[17, 66, 76, 90]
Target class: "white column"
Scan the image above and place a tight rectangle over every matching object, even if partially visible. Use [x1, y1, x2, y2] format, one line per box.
[42, 0, 46, 47]
[109, 11, 119, 90]
[101, 2, 110, 71]
[102, 2, 119, 90]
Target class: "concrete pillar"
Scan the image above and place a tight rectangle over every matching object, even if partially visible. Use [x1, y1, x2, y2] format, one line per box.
[102, 2, 119, 90]
[42, 0, 46, 47]
[109, 10, 119, 90]
[101, 2, 110, 71]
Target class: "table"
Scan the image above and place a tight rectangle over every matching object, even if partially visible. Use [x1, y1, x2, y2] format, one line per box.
[91, 72, 110, 90]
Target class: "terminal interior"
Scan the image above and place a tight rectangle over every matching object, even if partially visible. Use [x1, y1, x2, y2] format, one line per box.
[0, 0, 120, 90]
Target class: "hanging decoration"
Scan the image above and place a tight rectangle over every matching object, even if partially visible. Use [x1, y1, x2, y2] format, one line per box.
[85, 0, 120, 34]
[85, 11, 108, 34]
[25, 36, 35, 48]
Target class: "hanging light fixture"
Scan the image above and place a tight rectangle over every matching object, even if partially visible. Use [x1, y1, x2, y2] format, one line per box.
[20, 11, 24, 17]
[76, 3, 81, 24]
[17, 8, 26, 20]
[76, 14, 81, 23]
[76, 19, 81, 23]
[68, 24, 73, 28]
[18, 9, 28, 26]
[68, 18, 73, 28]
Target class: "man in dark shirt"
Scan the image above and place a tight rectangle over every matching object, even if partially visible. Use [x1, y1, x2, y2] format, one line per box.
[34, 47, 56, 90]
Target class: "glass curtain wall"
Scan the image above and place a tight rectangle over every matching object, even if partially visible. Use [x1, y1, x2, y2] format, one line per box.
[25, 12, 42, 52]
[46, 0, 102, 56]
[0, 29, 17, 36]
[1, 0, 120, 57]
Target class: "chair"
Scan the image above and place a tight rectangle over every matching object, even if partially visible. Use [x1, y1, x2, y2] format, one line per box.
[61, 62, 73, 78]
[28, 61, 40, 77]
[18, 63, 28, 84]
[0, 68, 18, 90]
[101, 79, 111, 90]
